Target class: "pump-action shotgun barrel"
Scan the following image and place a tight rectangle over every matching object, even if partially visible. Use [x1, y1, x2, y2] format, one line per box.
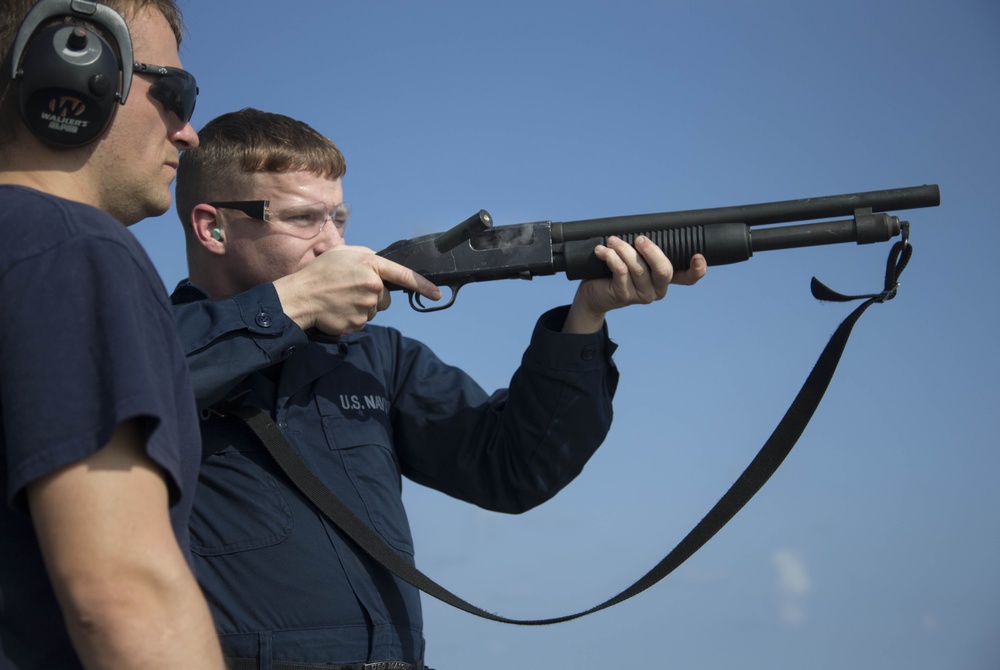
[378, 184, 940, 311]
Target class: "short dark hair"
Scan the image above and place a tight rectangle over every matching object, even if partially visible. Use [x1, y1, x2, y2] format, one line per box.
[175, 108, 348, 227]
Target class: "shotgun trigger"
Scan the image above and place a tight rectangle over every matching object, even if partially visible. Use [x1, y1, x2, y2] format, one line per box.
[409, 284, 459, 312]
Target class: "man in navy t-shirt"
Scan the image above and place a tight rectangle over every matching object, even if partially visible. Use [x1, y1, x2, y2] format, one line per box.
[0, 1, 223, 668]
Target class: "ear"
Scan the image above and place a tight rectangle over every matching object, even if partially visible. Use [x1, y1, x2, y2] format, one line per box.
[191, 204, 226, 255]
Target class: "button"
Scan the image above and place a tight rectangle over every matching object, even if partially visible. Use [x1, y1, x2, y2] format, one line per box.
[277, 420, 288, 429]
[89, 73, 110, 97]
[581, 345, 596, 360]
[66, 28, 88, 51]
[255, 308, 272, 328]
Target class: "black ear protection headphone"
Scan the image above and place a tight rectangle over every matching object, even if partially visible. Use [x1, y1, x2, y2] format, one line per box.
[9, 0, 134, 147]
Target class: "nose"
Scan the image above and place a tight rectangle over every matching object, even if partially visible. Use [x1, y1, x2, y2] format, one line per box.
[312, 219, 345, 254]
[170, 120, 199, 150]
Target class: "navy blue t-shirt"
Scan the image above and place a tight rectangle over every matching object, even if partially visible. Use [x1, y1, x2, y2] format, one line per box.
[0, 185, 202, 669]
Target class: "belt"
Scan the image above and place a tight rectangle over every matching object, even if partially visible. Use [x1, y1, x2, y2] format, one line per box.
[226, 658, 419, 670]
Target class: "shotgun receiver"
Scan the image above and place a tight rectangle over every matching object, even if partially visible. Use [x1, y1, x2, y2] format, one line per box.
[377, 184, 941, 311]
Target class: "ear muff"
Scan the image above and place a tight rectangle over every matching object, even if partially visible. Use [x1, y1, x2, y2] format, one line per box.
[9, 0, 134, 147]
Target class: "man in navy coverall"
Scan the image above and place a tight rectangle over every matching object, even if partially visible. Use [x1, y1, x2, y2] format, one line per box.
[172, 108, 706, 669]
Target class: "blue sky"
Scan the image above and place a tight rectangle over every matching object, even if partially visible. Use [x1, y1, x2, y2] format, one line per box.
[133, 1, 999, 668]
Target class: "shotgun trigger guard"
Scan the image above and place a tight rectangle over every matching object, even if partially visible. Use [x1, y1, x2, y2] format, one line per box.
[409, 284, 459, 312]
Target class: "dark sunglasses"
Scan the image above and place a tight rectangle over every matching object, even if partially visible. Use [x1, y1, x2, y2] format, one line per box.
[132, 62, 199, 123]
[210, 200, 269, 220]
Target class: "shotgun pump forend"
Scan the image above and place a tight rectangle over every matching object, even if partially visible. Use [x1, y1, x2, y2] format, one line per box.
[377, 184, 941, 311]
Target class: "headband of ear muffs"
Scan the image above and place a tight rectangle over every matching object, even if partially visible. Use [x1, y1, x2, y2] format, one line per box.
[9, 0, 134, 147]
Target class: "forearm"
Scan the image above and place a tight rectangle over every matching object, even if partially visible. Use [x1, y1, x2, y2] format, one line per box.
[486, 311, 618, 509]
[563, 292, 608, 334]
[173, 283, 306, 407]
[57, 556, 222, 669]
[27, 421, 224, 669]
[399, 307, 620, 512]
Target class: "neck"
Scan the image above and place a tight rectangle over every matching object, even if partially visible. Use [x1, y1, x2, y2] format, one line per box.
[0, 138, 98, 208]
[186, 258, 231, 300]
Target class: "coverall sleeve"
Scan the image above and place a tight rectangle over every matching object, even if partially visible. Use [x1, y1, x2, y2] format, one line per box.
[171, 283, 308, 409]
[390, 305, 619, 514]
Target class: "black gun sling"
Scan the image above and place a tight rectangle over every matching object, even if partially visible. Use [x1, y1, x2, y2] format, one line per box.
[218, 231, 911, 626]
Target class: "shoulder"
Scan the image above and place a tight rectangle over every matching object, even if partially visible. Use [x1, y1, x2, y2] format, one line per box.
[0, 186, 148, 270]
[1, 184, 121, 234]
[0, 186, 165, 303]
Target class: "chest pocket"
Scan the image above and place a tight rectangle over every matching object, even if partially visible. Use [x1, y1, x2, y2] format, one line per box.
[316, 395, 414, 556]
[190, 445, 294, 556]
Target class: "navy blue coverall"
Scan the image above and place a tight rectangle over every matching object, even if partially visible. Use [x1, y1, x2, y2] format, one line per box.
[172, 281, 619, 667]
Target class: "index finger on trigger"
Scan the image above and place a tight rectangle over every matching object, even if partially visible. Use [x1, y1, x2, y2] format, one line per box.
[375, 257, 442, 301]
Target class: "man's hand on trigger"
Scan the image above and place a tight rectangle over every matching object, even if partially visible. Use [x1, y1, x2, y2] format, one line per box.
[371, 253, 443, 306]
[274, 245, 440, 335]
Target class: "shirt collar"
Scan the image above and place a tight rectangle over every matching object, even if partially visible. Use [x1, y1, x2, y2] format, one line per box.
[170, 279, 209, 305]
